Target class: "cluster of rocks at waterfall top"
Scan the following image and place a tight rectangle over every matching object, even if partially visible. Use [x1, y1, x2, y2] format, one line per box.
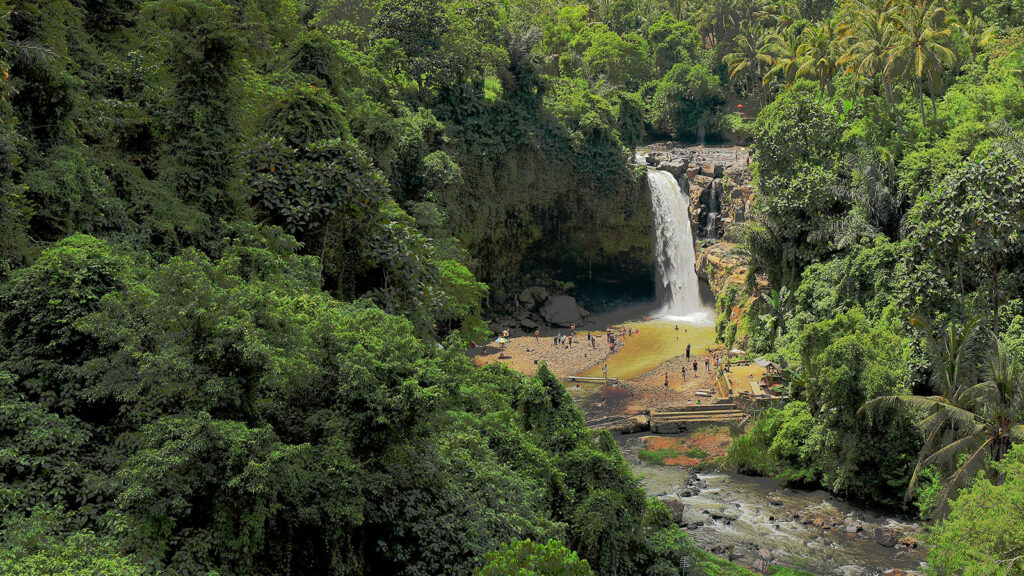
[635, 143, 753, 243]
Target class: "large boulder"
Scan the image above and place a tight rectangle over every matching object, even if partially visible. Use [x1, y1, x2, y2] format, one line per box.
[702, 163, 724, 178]
[658, 497, 686, 524]
[518, 286, 550, 311]
[874, 528, 899, 547]
[693, 174, 714, 189]
[540, 295, 589, 327]
[659, 159, 688, 177]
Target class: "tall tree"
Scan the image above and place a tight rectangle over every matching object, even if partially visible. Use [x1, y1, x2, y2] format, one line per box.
[796, 20, 843, 94]
[724, 22, 774, 104]
[147, 0, 242, 218]
[885, 0, 954, 125]
[865, 316, 1024, 517]
[763, 26, 804, 89]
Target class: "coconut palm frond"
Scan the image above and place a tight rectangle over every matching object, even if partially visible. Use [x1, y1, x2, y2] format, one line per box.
[933, 438, 992, 518]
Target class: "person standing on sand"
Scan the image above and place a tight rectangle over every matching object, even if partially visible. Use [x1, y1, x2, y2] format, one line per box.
[681, 365, 687, 380]
[686, 343, 691, 360]
[603, 364, 608, 380]
[535, 330, 539, 342]
[665, 373, 669, 387]
[705, 357, 710, 373]
[693, 360, 698, 373]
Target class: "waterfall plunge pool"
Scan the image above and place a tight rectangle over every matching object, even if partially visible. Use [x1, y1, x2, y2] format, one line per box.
[579, 319, 717, 380]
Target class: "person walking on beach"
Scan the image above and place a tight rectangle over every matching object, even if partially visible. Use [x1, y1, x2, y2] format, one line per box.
[705, 357, 710, 373]
[686, 343, 691, 360]
[603, 364, 608, 380]
[681, 365, 687, 380]
[665, 373, 669, 387]
[693, 360, 698, 373]
[535, 330, 540, 342]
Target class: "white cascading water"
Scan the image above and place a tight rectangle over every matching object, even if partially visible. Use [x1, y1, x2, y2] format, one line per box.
[647, 169, 715, 325]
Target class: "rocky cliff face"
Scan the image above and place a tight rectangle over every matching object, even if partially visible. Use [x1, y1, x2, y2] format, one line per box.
[637, 143, 754, 244]
[694, 241, 750, 294]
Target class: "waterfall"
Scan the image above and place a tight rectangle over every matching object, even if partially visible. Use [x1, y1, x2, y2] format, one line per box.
[647, 169, 714, 324]
[705, 212, 719, 239]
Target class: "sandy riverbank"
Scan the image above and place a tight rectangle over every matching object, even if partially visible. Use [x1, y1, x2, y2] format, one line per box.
[472, 332, 614, 377]
[474, 325, 729, 417]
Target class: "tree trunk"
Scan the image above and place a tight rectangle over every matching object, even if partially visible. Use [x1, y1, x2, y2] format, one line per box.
[886, 80, 904, 135]
[918, 76, 926, 127]
[991, 261, 1000, 337]
[928, 71, 938, 118]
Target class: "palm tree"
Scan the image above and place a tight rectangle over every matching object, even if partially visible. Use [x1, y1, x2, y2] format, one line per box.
[763, 26, 803, 90]
[724, 22, 773, 105]
[953, 10, 997, 64]
[837, 1, 908, 131]
[796, 20, 843, 94]
[840, 8, 896, 96]
[864, 316, 1024, 517]
[885, 0, 954, 125]
[757, 0, 801, 28]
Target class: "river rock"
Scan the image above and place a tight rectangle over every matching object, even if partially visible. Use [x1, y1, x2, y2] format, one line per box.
[752, 548, 774, 574]
[540, 295, 589, 327]
[844, 521, 862, 534]
[659, 497, 686, 523]
[709, 543, 730, 555]
[896, 535, 918, 549]
[875, 527, 899, 547]
[604, 415, 649, 434]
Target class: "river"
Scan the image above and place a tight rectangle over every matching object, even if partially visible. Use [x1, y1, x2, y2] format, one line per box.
[617, 435, 928, 575]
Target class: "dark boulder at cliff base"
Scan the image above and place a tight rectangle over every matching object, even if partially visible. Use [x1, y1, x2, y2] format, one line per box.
[540, 294, 589, 327]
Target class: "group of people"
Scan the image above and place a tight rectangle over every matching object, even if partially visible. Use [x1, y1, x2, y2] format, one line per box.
[676, 356, 713, 383]
[549, 323, 594, 349]
[661, 342, 722, 387]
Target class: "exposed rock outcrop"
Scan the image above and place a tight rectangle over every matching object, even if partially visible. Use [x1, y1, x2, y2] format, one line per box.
[540, 294, 590, 327]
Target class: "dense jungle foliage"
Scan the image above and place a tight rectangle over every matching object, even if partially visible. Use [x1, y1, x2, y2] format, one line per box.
[3, 0, 1024, 572]
[705, 0, 1024, 568]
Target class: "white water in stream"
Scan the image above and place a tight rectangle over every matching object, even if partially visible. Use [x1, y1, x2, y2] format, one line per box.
[648, 169, 714, 325]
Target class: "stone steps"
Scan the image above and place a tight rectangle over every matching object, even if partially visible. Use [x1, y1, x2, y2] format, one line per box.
[649, 405, 745, 433]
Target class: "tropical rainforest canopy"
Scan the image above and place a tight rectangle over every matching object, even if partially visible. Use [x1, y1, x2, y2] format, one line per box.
[2, 0, 1024, 573]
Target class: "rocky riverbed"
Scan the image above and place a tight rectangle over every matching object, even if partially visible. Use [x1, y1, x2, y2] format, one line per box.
[617, 433, 928, 576]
